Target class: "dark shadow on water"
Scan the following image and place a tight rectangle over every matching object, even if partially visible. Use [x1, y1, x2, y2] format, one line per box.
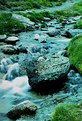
[30, 79, 67, 95]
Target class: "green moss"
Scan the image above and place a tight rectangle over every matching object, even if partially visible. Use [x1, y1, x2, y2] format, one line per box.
[68, 34, 82, 74]
[74, 20, 82, 29]
[0, 13, 25, 34]
[54, 2, 63, 6]
[52, 0, 82, 22]
[51, 103, 82, 121]
[0, 0, 52, 10]
[28, 11, 53, 22]
[0, 0, 68, 11]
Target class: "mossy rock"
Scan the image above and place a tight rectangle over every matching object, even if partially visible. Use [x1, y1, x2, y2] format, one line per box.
[51, 103, 82, 121]
[68, 34, 82, 74]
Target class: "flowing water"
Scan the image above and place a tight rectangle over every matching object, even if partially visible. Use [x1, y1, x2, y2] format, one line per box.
[0, 29, 82, 120]
[0, 0, 82, 120]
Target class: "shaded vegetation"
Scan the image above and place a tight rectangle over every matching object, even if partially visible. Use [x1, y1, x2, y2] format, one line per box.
[68, 34, 82, 74]
[0, 0, 69, 11]
[0, 13, 25, 34]
[28, 11, 53, 22]
[0, 0, 82, 34]
[74, 20, 82, 29]
[14, 0, 82, 23]
[0, 0, 67, 10]
[14, 10, 54, 22]
[53, 0, 82, 22]
[51, 103, 82, 121]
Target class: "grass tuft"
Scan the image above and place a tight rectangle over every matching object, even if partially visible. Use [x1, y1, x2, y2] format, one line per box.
[51, 103, 82, 121]
[68, 34, 82, 74]
[0, 13, 25, 34]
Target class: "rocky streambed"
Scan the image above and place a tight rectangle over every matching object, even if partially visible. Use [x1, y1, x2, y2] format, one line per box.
[0, 12, 82, 121]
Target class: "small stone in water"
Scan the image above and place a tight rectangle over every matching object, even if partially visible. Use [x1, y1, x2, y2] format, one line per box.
[0, 35, 7, 41]
[5, 36, 19, 44]
[34, 34, 40, 40]
[7, 100, 37, 120]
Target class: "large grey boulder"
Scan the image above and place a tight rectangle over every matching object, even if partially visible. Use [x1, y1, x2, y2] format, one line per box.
[27, 54, 70, 92]
[7, 100, 37, 120]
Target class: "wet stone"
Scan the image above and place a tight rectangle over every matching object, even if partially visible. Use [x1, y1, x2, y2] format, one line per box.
[5, 36, 19, 44]
[1, 45, 17, 54]
[0, 35, 7, 42]
[7, 100, 37, 120]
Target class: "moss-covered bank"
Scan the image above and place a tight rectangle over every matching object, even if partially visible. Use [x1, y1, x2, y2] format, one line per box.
[51, 103, 82, 121]
[0, 13, 25, 34]
[68, 34, 82, 74]
[0, 0, 67, 11]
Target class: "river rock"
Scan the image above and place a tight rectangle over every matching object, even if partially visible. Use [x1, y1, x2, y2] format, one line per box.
[43, 17, 51, 21]
[17, 46, 27, 53]
[64, 29, 82, 38]
[1, 45, 17, 54]
[46, 30, 60, 37]
[0, 35, 7, 41]
[5, 36, 19, 44]
[34, 34, 40, 40]
[27, 54, 70, 92]
[7, 100, 37, 120]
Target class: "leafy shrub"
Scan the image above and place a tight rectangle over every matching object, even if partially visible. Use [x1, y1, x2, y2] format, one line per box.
[51, 103, 81, 121]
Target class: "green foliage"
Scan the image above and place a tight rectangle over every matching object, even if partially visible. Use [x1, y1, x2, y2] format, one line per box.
[68, 34, 82, 74]
[52, 0, 82, 22]
[54, 2, 62, 6]
[53, 0, 67, 6]
[51, 103, 81, 121]
[74, 20, 82, 29]
[14, 0, 82, 23]
[0, 13, 25, 34]
[0, 0, 52, 10]
[28, 11, 53, 22]
[0, 0, 68, 10]
[72, 1, 82, 15]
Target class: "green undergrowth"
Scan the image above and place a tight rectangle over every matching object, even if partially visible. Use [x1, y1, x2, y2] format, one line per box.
[0, 0, 67, 11]
[28, 11, 54, 22]
[54, 0, 67, 6]
[68, 34, 82, 74]
[51, 103, 82, 121]
[17, 0, 82, 23]
[15, 11, 54, 22]
[0, 0, 51, 10]
[74, 20, 82, 29]
[1, 0, 82, 34]
[7, 0, 52, 10]
[53, 0, 82, 22]
[0, 13, 25, 34]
